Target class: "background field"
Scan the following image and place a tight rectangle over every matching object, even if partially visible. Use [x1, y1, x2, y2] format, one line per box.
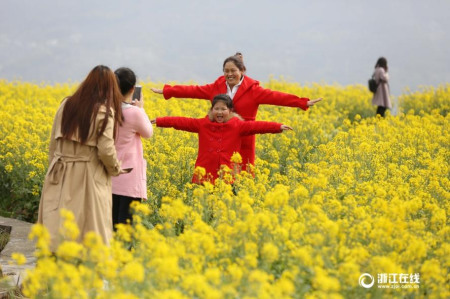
[0, 80, 448, 298]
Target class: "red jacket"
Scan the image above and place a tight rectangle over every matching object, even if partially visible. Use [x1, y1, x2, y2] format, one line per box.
[156, 116, 283, 183]
[163, 76, 309, 166]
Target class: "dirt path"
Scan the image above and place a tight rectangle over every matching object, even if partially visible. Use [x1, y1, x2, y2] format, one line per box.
[0, 216, 36, 291]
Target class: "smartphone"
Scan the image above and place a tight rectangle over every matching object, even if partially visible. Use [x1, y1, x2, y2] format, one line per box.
[133, 85, 142, 101]
[122, 168, 133, 173]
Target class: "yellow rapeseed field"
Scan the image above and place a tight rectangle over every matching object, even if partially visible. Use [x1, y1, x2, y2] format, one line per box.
[0, 79, 449, 298]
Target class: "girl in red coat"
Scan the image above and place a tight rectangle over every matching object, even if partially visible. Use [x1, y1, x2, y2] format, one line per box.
[153, 94, 292, 183]
[151, 53, 322, 167]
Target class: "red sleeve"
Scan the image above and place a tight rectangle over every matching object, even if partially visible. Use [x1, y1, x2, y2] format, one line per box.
[163, 83, 215, 100]
[253, 85, 309, 111]
[239, 120, 282, 136]
[156, 117, 201, 133]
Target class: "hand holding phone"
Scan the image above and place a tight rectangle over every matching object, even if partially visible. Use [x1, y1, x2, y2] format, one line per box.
[133, 86, 142, 101]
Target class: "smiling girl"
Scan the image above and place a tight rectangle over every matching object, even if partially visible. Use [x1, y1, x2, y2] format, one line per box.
[153, 94, 292, 183]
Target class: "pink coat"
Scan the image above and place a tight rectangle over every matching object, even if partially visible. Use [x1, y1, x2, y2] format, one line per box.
[372, 67, 392, 109]
[112, 104, 153, 199]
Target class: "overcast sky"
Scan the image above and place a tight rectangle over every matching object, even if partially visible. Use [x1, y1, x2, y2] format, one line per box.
[1, 0, 449, 96]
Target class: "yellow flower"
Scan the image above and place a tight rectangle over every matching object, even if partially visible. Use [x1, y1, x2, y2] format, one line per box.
[120, 261, 145, 282]
[151, 290, 189, 299]
[264, 184, 289, 209]
[230, 151, 242, 163]
[28, 224, 51, 257]
[11, 252, 26, 265]
[57, 209, 80, 241]
[226, 264, 244, 284]
[204, 267, 222, 285]
[193, 166, 206, 179]
[4, 164, 13, 172]
[293, 184, 309, 199]
[130, 201, 152, 216]
[260, 242, 279, 264]
[56, 241, 84, 260]
[115, 223, 132, 242]
[109, 293, 141, 299]
[83, 231, 108, 259]
[312, 267, 341, 292]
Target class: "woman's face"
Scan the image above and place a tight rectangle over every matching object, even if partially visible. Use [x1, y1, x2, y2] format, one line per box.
[223, 61, 243, 88]
[211, 101, 231, 123]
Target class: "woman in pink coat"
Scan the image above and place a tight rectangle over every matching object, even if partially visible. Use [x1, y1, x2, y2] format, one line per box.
[371, 57, 392, 117]
[154, 94, 292, 183]
[112, 68, 153, 229]
[151, 53, 322, 168]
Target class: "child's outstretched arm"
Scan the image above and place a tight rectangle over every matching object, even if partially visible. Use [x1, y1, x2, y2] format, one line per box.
[239, 121, 293, 136]
[154, 116, 201, 133]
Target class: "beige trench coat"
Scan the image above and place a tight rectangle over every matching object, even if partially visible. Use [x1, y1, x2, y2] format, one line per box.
[371, 67, 392, 109]
[38, 99, 121, 251]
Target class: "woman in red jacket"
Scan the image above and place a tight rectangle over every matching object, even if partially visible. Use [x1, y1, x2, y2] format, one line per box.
[153, 94, 292, 183]
[151, 53, 322, 167]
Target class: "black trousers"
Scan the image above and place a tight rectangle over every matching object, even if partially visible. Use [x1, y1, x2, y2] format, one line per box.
[376, 106, 387, 117]
[112, 194, 141, 231]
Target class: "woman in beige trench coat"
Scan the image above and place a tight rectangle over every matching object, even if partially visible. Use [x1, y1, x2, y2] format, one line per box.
[38, 65, 128, 252]
[371, 57, 392, 117]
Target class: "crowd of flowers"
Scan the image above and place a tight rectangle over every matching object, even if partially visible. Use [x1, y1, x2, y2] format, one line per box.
[0, 79, 448, 298]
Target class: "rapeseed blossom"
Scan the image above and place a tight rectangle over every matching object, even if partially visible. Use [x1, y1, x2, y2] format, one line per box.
[10, 253, 26, 266]
[1, 80, 448, 298]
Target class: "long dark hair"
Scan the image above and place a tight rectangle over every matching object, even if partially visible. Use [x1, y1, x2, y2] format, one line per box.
[223, 52, 247, 73]
[375, 57, 388, 72]
[61, 65, 123, 144]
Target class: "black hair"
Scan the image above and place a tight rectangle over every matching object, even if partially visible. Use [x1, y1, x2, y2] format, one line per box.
[212, 94, 233, 109]
[114, 67, 137, 96]
[375, 57, 388, 72]
[223, 52, 246, 73]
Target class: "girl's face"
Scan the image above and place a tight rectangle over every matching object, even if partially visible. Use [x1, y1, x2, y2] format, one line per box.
[211, 101, 231, 123]
[223, 61, 243, 88]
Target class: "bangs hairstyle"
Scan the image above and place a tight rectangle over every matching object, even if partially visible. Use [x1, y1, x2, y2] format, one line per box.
[209, 94, 243, 121]
[61, 65, 123, 144]
[212, 94, 233, 109]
